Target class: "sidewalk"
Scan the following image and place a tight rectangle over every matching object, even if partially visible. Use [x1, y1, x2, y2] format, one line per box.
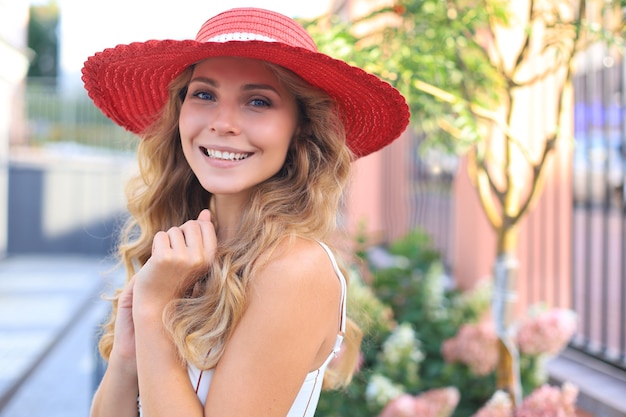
[0, 255, 123, 417]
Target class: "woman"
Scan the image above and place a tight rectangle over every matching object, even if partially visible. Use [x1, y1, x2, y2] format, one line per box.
[82, 7, 409, 417]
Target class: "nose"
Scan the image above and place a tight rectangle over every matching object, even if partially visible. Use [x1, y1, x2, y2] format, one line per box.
[210, 103, 240, 136]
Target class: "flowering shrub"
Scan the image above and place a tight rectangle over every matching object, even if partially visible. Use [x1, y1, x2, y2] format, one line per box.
[441, 321, 499, 376]
[516, 382, 578, 417]
[439, 306, 578, 396]
[516, 308, 578, 356]
[366, 374, 407, 409]
[316, 229, 578, 417]
[472, 383, 579, 417]
[378, 387, 460, 417]
[317, 230, 491, 416]
[472, 391, 513, 417]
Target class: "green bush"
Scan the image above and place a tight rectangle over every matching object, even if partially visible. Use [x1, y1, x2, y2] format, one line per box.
[317, 229, 493, 417]
[317, 228, 573, 416]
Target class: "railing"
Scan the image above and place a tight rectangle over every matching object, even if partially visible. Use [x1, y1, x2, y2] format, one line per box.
[24, 78, 136, 150]
[379, 130, 456, 269]
[376, 51, 626, 373]
[407, 134, 456, 269]
[570, 52, 626, 370]
[11, 78, 136, 256]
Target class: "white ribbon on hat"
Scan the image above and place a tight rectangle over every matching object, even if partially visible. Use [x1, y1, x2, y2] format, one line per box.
[207, 32, 277, 43]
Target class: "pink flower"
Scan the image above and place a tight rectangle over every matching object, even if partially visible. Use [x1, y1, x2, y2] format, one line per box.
[441, 322, 499, 376]
[515, 383, 579, 417]
[472, 391, 514, 417]
[378, 394, 418, 417]
[441, 338, 457, 363]
[418, 387, 460, 417]
[377, 387, 460, 417]
[516, 309, 577, 356]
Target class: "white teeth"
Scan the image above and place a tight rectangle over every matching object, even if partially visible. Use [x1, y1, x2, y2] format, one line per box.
[204, 148, 250, 161]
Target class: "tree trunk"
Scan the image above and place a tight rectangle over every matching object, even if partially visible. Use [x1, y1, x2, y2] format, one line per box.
[493, 252, 522, 405]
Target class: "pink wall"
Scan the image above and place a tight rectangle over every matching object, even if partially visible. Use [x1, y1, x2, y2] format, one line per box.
[452, 157, 497, 291]
[345, 130, 412, 245]
[346, 150, 384, 243]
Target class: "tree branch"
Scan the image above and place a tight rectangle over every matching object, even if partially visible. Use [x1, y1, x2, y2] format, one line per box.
[511, 133, 557, 225]
[513, 0, 535, 72]
[469, 149, 502, 230]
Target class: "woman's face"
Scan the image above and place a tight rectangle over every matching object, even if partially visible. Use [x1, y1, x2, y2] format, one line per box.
[179, 57, 298, 200]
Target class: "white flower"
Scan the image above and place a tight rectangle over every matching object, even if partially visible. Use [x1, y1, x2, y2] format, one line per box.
[488, 390, 513, 408]
[365, 374, 405, 408]
[382, 323, 424, 366]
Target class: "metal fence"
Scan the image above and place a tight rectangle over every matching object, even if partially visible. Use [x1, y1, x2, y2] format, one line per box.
[24, 78, 136, 150]
[376, 128, 456, 273]
[570, 52, 626, 370]
[405, 133, 455, 269]
[12, 78, 136, 256]
[377, 52, 626, 373]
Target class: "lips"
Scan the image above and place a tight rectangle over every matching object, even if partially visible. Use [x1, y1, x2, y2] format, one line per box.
[200, 146, 251, 161]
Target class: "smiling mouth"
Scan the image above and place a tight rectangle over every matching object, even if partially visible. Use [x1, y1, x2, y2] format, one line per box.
[201, 147, 251, 161]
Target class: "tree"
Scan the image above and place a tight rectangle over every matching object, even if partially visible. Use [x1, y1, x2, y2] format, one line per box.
[302, 0, 625, 406]
[27, 3, 59, 80]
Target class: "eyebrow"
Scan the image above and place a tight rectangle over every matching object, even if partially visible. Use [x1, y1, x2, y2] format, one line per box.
[189, 77, 281, 95]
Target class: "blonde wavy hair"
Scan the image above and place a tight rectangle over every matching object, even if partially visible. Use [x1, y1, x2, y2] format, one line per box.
[99, 60, 362, 389]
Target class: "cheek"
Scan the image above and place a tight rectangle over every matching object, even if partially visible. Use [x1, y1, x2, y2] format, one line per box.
[178, 107, 196, 162]
[268, 116, 298, 152]
[178, 103, 196, 139]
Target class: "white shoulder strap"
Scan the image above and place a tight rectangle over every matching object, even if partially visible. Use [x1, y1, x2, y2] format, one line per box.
[316, 241, 347, 336]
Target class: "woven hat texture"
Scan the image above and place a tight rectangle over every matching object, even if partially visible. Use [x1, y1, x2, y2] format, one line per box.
[82, 7, 410, 158]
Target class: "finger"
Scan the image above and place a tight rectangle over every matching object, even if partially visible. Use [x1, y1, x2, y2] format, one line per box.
[198, 218, 217, 258]
[196, 209, 216, 256]
[197, 208, 212, 223]
[166, 226, 187, 250]
[118, 276, 137, 309]
[179, 220, 203, 250]
[151, 230, 171, 255]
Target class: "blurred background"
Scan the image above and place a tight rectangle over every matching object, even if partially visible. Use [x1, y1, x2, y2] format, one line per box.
[1, 0, 625, 416]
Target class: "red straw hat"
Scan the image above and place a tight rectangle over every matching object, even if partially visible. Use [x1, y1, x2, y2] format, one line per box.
[82, 7, 409, 158]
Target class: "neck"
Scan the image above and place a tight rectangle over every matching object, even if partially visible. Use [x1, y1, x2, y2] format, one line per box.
[211, 194, 249, 241]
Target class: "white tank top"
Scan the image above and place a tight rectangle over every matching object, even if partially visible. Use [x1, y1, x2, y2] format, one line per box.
[139, 241, 347, 417]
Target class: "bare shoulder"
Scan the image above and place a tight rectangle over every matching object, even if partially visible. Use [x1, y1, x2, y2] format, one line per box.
[246, 236, 343, 362]
[252, 237, 340, 297]
[206, 238, 343, 415]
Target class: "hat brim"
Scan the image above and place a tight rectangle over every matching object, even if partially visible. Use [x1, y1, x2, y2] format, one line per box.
[82, 39, 409, 158]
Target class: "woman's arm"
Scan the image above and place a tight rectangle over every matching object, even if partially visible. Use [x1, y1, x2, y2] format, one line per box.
[90, 278, 140, 417]
[131, 209, 216, 417]
[132, 305, 204, 417]
[90, 353, 140, 417]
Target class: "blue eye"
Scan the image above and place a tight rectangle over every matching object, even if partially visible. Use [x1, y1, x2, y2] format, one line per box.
[250, 98, 271, 107]
[193, 91, 214, 101]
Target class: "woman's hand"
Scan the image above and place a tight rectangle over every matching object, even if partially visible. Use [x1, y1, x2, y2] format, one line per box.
[133, 209, 217, 311]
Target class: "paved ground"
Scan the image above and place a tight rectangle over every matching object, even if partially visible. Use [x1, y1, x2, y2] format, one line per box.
[0, 255, 123, 417]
